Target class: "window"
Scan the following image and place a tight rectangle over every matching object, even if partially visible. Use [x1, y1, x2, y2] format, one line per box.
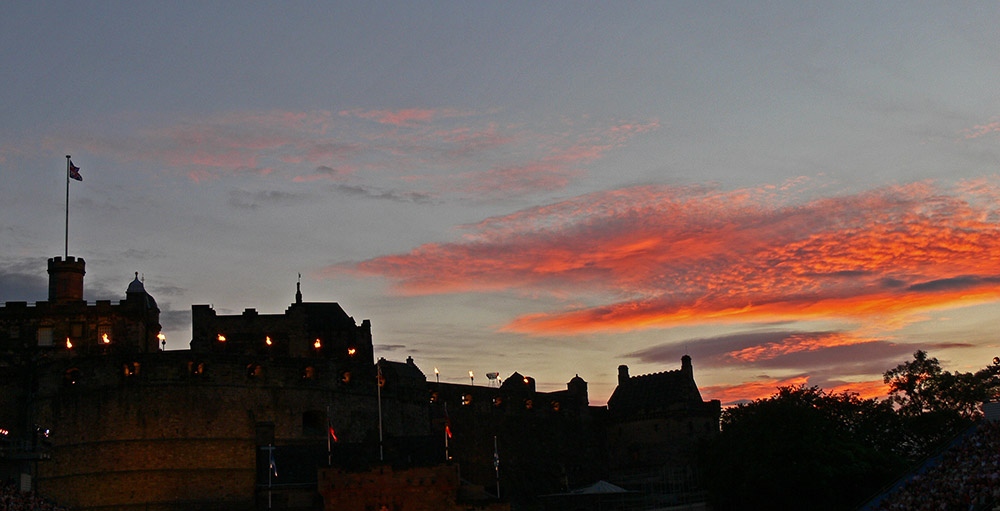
[302, 366, 315, 379]
[37, 327, 53, 346]
[123, 362, 140, 377]
[188, 361, 206, 375]
[247, 364, 264, 379]
[98, 325, 112, 344]
[63, 368, 80, 386]
[302, 410, 325, 437]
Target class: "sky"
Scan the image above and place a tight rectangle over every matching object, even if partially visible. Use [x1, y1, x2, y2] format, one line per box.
[3, 2, 1000, 405]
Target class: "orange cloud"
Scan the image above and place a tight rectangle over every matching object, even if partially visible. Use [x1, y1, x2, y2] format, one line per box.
[701, 376, 810, 404]
[701, 377, 890, 405]
[827, 380, 890, 400]
[340, 179, 1000, 334]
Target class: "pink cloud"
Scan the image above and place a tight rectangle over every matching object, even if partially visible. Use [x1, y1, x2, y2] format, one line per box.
[335, 179, 1000, 335]
[962, 121, 1000, 139]
[339, 108, 467, 127]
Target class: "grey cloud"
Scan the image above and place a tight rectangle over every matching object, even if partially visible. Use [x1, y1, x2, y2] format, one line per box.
[332, 184, 435, 204]
[908, 275, 1000, 293]
[228, 189, 308, 210]
[158, 308, 191, 333]
[0, 271, 47, 302]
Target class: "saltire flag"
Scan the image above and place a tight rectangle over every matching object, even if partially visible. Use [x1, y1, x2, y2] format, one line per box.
[328, 420, 338, 443]
[444, 403, 453, 438]
[68, 161, 82, 181]
[269, 450, 278, 477]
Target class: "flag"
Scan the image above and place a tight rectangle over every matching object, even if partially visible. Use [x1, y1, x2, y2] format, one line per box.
[328, 421, 338, 443]
[269, 450, 278, 477]
[68, 161, 82, 181]
[444, 404, 452, 438]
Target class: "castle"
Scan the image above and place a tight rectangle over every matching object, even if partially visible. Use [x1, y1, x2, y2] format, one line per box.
[0, 256, 720, 510]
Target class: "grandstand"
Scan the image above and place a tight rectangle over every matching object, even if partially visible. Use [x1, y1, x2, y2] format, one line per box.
[859, 403, 1000, 511]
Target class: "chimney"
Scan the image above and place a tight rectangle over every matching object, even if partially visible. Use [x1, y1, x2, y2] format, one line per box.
[681, 354, 693, 376]
[618, 364, 630, 385]
[48, 256, 85, 302]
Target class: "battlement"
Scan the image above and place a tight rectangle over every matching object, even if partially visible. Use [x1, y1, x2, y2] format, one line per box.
[47, 256, 86, 303]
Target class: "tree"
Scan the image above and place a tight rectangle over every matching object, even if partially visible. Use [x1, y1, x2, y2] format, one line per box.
[700, 385, 907, 511]
[884, 350, 1000, 419]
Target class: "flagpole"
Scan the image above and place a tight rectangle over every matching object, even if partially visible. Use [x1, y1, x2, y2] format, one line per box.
[326, 405, 332, 467]
[377, 361, 384, 462]
[64, 155, 71, 259]
[494, 435, 500, 499]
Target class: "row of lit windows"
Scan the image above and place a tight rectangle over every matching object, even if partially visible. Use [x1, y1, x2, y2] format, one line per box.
[35, 327, 166, 349]
[429, 391, 560, 411]
[214, 334, 358, 356]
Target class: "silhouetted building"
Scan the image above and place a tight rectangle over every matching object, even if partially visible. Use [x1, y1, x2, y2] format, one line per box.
[0, 255, 719, 511]
[606, 357, 721, 507]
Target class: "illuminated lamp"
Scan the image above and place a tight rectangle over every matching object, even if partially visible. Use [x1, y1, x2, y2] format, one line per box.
[434, 367, 439, 383]
[217, 334, 226, 342]
[314, 338, 322, 349]
[265, 336, 272, 346]
[994, 356, 999, 366]
[102, 333, 111, 344]
[66, 338, 73, 349]
[157, 333, 166, 342]
[0, 428, 8, 436]
[469, 370, 474, 385]
[348, 347, 356, 356]
[523, 377, 529, 385]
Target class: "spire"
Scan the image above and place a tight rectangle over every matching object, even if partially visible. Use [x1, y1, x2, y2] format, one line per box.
[295, 273, 302, 304]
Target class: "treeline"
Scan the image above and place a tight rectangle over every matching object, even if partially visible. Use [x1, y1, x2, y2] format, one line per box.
[700, 350, 1000, 511]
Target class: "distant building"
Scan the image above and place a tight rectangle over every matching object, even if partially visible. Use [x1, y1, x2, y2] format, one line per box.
[0, 255, 720, 511]
[606, 358, 721, 507]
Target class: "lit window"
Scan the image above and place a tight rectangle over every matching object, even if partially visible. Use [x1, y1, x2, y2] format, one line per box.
[347, 347, 356, 356]
[98, 325, 112, 344]
[462, 394, 473, 406]
[302, 366, 315, 379]
[63, 368, 80, 386]
[217, 334, 226, 342]
[314, 339, 322, 349]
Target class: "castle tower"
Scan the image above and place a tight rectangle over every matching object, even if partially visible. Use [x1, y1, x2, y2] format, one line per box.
[47, 256, 85, 302]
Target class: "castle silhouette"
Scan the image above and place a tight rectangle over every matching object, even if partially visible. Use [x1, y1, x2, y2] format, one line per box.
[0, 256, 720, 510]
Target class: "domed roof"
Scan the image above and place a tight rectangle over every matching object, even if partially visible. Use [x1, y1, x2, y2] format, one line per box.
[126, 272, 146, 294]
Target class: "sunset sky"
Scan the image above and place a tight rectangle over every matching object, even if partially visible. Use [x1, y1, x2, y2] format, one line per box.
[3, 2, 1000, 405]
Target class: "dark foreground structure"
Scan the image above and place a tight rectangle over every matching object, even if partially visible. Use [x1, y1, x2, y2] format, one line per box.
[0, 256, 720, 510]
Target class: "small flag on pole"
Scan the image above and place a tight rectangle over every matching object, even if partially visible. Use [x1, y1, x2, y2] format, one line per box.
[68, 161, 82, 181]
[444, 404, 453, 438]
[328, 421, 338, 443]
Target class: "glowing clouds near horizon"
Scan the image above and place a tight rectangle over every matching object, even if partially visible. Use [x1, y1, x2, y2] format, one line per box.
[343, 179, 1000, 335]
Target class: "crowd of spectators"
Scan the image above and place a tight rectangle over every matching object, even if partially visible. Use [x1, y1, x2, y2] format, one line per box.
[0, 482, 69, 511]
[876, 420, 1000, 511]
